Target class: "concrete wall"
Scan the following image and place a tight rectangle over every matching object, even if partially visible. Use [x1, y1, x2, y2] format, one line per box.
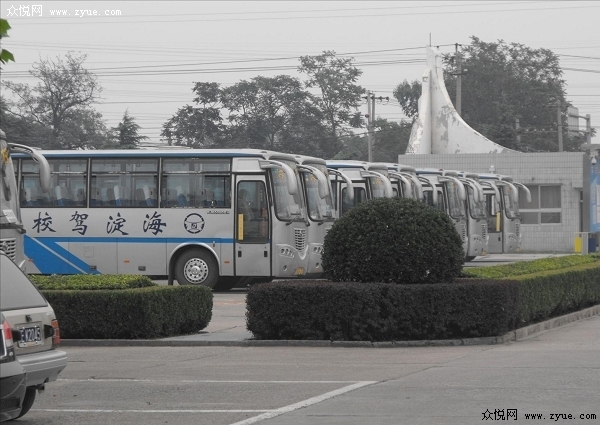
[398, 152, 586, 253]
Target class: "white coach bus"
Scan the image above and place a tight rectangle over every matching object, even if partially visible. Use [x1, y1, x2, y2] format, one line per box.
[454, 171, 489, 260]
[294, 155, 337, 277]
[13, 148, 330, 289]
[0, 129, 51, 270]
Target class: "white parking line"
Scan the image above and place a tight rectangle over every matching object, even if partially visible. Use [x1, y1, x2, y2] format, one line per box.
[57, 378, 359, 384]
[35, 409, 271, 413]
[229, 381, 378, 425]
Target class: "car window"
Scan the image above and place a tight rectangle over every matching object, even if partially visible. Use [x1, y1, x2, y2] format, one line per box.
[0, 255, 48, 311]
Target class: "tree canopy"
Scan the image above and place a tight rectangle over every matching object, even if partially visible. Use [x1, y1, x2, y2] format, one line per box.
[394, 37, 587, 152]
[106, 110, 149, 149]
[2, 52, 108, 149]
[0, 19, 15, 66]
[161, 51, 373, 159]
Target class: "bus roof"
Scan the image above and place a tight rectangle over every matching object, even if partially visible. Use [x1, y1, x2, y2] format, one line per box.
[293, 154, 327, 166]
[325, 160, 369, 170]
[11, 148, 296, 160]
[477, 173, 514, 182]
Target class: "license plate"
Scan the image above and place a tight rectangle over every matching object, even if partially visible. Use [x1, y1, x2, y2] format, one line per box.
[295, 267, 305, 276]
[17, 323, 43, 347]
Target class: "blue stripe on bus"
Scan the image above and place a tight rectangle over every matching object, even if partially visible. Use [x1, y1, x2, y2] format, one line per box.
[25, 235, 101, 275]
[24, 235, 241, 275]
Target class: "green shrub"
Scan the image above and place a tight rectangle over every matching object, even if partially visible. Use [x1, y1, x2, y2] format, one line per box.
[322, 197, 465, 284]
[462, 254, 599, 279]
[247, 262, 600, 342]
[43, 286, 212, 339]
[247, 280, 519, 341]
[509, 262, 600, 326]
[30, 274, 156, 290]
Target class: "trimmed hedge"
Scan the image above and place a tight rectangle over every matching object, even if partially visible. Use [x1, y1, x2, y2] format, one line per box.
[30, 274, 156, 290]
[509, 262, 600, 326]
[246, 261, 600, 341]
[247, 280, 519, 341]
[43, 285, 212, 339]
[461, 254, 599, 279]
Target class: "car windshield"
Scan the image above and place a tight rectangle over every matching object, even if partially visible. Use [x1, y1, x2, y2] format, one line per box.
[0, 255, 48, 311]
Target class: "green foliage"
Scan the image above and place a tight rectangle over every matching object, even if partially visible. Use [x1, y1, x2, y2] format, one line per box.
[247, 262, 600, 341]
[323, 197, 465, 284]
[43, 286, 212, 339]
[106, 110, 148, 149]
[161, 51, 367, 158]
[246, 280, 520, 341]
[462, 254, 599, 279]
[333, 119, 412, 161]
[513, 263, 600, 325]
[0, 18, 15, 65]
[298, 51, 365, 141]
[2, 52, 108, 149]
[161, 82, 224, 148]
[30, 274, 156, 290]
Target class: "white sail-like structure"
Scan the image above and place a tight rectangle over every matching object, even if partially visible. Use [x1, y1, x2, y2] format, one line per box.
[407, 47, 514, 154]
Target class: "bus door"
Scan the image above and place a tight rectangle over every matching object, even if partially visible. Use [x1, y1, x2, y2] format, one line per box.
[484, 191, 503, 254]
[235, 178, 271, 277]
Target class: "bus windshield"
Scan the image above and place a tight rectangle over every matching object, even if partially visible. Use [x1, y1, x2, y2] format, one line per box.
[302, 165, 333, 221]
[467, 186, 487, 219]
[503, 185, 520, 219]
[445, 181, 466, 219]
[368, 176, 388, 198]
[270, 159, 304, 221]
[423, 188, 445, 212]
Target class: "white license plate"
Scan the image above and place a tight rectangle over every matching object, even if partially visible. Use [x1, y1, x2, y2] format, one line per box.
[18, 323, 43, 347]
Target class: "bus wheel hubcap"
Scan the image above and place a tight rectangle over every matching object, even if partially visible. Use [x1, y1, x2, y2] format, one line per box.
[184, 258, 209, 283]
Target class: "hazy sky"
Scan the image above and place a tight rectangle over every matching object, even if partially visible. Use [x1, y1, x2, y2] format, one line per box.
[1, 1, 598, 144]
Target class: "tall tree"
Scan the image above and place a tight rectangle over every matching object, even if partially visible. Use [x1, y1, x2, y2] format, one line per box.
[2, 52, 105, 149]
[161, 82, 224, 148]
[298, 51, 365, 144]
[221, 75, 314, 150]
[107, 110, 148, 149]
[333, 119, 412, 162]
[393, 37, 579, 152]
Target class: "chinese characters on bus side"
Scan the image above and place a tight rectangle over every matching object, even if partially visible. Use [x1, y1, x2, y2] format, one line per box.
[32, 211, 172, 236]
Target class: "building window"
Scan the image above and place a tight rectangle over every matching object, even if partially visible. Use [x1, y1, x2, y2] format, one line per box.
[519, 185, 562, 224]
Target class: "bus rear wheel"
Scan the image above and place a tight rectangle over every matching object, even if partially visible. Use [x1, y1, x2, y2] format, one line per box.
[175, 249, 218, 288]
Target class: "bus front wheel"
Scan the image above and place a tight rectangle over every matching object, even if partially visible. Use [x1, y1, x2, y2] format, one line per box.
[175, 249, 218, 288]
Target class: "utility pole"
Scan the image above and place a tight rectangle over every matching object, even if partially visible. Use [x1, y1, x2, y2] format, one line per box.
[366, 91, 374, 162]
[455, 43, 462, 115]
[557, 100, 563, 152]
[515, 118, 521, 145]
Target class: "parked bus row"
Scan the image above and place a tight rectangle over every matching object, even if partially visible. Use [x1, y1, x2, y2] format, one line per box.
[324, 160, 530, 261]
[2, 132, 531, 289]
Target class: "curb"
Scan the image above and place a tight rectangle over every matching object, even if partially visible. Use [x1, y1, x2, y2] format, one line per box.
[60, 304, 600, 348]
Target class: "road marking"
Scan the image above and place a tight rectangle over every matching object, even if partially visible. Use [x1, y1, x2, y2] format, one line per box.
[34, 409, 271, 413]
[229, 381, 378, 425]
[58, 378, 359, 384]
